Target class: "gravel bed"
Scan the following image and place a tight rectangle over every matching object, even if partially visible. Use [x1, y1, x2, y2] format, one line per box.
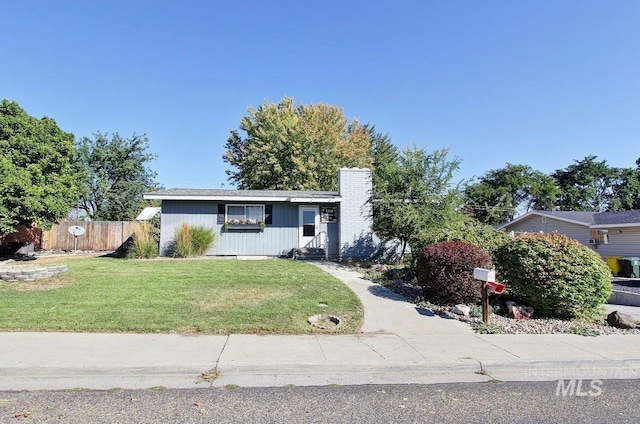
[380, 278, 640, 336]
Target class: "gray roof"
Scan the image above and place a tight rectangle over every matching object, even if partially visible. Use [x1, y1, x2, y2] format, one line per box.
[144, 188, 340, 201]
[592, 209, 640, 225]
[501, 209, 640, 229]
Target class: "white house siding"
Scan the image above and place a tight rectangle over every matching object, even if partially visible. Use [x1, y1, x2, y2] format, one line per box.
[506, 215, 591, 244]
[338, 168, 376, 259]
[504, 215, 591, 245]
[589, 227, 640, 258]
[503, 215, 640, 258]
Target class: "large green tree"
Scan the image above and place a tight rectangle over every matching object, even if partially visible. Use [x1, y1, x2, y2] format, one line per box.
[223, 97, 373, 190]
[0, 99, 83, 234]
[371, 145, 466, 261]
[75, 132, 158, 221]
[552, 155, 621, 212]
[608, 165, 640, 211]
[369, 126, 398, 189]
[464, 164, 558, 225]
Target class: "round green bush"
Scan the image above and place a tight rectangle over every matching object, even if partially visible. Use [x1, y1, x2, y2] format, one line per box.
[447, 218, 512, 259]
[415, 241, 493, 305]
[494, 232, 612, 319]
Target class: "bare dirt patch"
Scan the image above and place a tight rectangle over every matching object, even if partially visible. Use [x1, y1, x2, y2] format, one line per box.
[0, 274, 76, 292]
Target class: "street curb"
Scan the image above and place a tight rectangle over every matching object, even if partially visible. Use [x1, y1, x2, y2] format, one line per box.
[609, 290, 640, 307]
[480, 358, 640, 381]
[0, 365, 211, 391]
[213, 361, 489, 387]
[212, 358, 640, 388]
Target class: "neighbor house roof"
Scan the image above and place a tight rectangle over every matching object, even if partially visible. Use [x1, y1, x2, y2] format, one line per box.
[143, 188, 342, 203]
[591, 210, 640, 228]
[497, 210, 640, 230]
[135, 207, 161, 220]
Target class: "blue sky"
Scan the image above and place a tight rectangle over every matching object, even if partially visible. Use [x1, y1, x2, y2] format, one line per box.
[2, 1, 638, 189]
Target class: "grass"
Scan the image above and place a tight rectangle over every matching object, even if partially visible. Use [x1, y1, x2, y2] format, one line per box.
[0, 257, 363, 334]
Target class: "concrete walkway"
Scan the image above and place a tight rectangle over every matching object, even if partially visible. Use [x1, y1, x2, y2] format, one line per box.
[1, 262, 639, 391]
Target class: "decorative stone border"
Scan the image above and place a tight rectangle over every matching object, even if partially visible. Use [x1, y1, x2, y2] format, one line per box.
[0, 265, 68, 282]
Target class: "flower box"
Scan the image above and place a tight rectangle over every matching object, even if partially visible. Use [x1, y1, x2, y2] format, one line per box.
[225, 224, 263, 231]
[224, 220, 265, 232]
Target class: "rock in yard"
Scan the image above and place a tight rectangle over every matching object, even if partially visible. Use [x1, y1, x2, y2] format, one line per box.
[506, 301, 534, 320]
[451, 304, 471, 317]
[370, 263, 388, 273]
[606, 311, 638, 329]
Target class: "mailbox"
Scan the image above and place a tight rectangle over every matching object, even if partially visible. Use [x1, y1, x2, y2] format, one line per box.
[473, 267, 501, 325]
[473, 268, 495, 282]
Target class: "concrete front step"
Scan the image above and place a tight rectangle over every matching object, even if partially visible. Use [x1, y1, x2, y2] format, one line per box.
[293, 248, 326, 261]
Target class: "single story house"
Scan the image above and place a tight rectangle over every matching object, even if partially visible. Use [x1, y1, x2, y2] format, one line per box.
[497, 210, 640, 258]
[144, 168, 379, 260]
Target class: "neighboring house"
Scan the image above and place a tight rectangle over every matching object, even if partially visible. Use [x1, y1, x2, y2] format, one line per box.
[497, 210, 640, 258]
[135, 207, 161, 221]
[143, 168, 378, 260]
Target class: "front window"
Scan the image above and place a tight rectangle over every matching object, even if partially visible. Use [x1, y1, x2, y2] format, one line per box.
[226, 205, 265, 224]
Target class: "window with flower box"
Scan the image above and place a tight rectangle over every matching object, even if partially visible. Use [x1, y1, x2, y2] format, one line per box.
[225, 204, 265, 230]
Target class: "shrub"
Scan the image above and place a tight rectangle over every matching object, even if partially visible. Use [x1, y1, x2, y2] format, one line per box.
[173, 223, 216, 258]
[173, 223, 193, 258]
[450, 218, 511, 259]
[415, 241, 493, 305]
[128, 221, 159, 259]
[494, 232, 612, 319]
[189, 225, 216, 256]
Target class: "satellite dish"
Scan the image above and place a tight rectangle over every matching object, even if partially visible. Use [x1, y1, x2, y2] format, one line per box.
[68, 225, 86, 236]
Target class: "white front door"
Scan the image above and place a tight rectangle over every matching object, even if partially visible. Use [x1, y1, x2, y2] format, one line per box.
[299, 206, 319, 247]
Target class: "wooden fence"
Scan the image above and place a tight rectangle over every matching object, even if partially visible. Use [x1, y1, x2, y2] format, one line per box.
[41, 221, 136, 251]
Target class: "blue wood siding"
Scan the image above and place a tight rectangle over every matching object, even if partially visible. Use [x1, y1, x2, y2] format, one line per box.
[326, 221, 339, 258]
[215, 203, 298, 255]
[160, 200, 337, 256]
[159, 201, 217, 255]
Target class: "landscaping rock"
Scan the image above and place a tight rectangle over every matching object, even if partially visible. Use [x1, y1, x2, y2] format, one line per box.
[506, 301, 534, 320]
[606, 311, 638, 329]
[452, 304, 471, 317]
[370, 263, 388, 273]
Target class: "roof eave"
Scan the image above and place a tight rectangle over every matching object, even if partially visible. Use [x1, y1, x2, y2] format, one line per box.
[143, 194, 342, 203]
[590, 222, 640, 229]
[496, 211, 593, 229]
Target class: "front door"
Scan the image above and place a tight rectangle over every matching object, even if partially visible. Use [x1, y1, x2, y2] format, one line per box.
[299, 206, 319, 247]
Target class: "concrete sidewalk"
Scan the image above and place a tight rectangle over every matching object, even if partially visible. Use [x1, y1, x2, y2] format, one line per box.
[1, 262, 639, 391]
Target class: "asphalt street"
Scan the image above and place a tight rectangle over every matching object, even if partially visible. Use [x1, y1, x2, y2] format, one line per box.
[2, 380, 639, 423]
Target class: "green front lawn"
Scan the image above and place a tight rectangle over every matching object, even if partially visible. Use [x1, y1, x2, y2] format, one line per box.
[0, 258, 363, 334]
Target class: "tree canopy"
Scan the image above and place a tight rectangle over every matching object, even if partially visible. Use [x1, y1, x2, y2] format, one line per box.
[75, 132, 158, 221]
[223, 97, 373, 190]
[551, 155, 639, 212]
[609, 166, 640, 211]
[464, 156, 640, 224]
[464, 164, 558, 225]
[0, 99, 83, 233]
[371, 145, 465, 261]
